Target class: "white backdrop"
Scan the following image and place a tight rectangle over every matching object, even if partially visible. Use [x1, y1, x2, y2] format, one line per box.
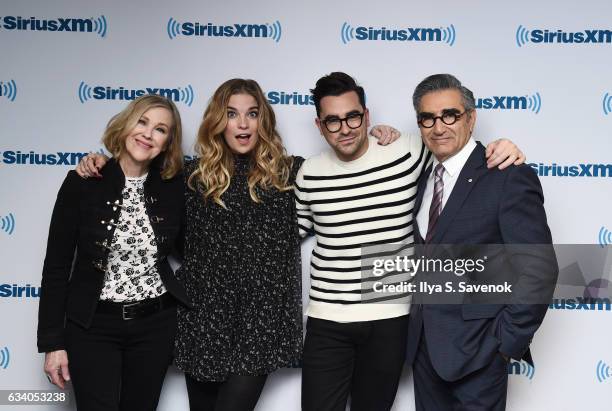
[1, 0, 611, 409]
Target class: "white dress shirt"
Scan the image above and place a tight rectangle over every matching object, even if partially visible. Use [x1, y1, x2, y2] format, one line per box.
[417, 138, 477, 240]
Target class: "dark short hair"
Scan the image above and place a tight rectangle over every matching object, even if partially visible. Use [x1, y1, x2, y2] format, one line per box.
[412, 74, 476, 114]
[310, 72, 366, 117]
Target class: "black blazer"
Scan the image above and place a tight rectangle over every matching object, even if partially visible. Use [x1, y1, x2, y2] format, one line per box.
[37, 159, 191, 353]
[406, 142, 558, 381]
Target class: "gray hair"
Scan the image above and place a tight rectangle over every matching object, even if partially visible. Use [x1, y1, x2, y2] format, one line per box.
[412, 74, 476, 114]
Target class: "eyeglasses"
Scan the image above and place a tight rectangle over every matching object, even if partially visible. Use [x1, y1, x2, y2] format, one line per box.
[417, 110, 468, 128]
[321, 112, 365, 133]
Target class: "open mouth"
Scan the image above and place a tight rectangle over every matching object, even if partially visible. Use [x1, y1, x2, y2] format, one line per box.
[236, 133, 252, 145]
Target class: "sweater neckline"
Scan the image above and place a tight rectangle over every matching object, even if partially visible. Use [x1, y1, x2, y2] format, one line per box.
[233, 154, 251, 174]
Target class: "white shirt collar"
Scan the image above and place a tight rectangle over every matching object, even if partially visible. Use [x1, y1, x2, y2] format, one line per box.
[432, 138, 477, 177]
[125, 173, 148, 183]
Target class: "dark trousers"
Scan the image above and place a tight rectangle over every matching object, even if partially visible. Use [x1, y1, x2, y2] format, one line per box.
[301, 315, 409, 411]
[65, 305, 177, 411]
[184, 373, 268, 411]
[413, 329, 508, 411]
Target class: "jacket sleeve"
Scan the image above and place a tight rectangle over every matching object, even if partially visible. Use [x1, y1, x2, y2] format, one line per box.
[497, 165, 559, 360]
[37, 171, 82, 353]
[171, 172, 187, 262]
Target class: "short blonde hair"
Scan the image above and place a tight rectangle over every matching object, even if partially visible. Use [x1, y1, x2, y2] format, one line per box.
[102, 95, 184, 179]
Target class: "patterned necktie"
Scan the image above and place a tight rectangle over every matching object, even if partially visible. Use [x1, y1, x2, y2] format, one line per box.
[425, 163, 444, 243]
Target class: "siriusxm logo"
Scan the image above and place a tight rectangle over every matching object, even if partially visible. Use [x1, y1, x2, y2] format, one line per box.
[0, 80, 17, 102]
[267, 91, 313, 106]
[603, 92, 612, 115]
[0, 347, 9, 370]
[78, 82, 195, 106]
[597, 360, 611, 383]
[516, 25, 612, 47]
[508, 360, 535, 380]
[0, 15, 107, 37]
[549, 297, 611, 311]
[0, 213, 15, 236]
[0, 283, 41, 298]
[341, 22, 456, 46]
[600, 226, 612, 248]
[476, 93, 541, 113]
[529, 163, 612, 178]
[167, 18, 281, 42]
[1, 150, 88, 166]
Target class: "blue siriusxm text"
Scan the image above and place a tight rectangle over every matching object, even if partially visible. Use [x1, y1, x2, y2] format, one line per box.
[267, 91, 313, 106]
[477, 97, 526, 110]
[0, 283, 40, 298]
[0, 15, 107, 37]
[517, 26, 612, 47]
[532, 29, 612, 44]
[1, 16, 90, 31]
[167, 18, 281, 42]
[342, 22, 455, 45]
[549, 297, 611, 311]
[477, 93, 541, 113]
[182, 23, 267, 37]
[529, 163, 612, 178]
[356, 27, 442, 41]
[78, 82, 194, 106]
[94, 86, 179, 101]
[1, 150, 87, 166]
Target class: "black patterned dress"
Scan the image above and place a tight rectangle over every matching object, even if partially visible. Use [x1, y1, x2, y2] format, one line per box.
[174, 155, 305, 381]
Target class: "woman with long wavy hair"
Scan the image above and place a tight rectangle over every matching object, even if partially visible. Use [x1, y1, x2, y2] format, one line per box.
[174, 78, 303, 410]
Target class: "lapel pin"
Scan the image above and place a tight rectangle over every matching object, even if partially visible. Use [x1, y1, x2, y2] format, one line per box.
[468, 178, 473, 183]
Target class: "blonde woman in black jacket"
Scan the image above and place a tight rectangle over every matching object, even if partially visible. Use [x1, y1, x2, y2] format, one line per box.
[37, 95, 191, 411]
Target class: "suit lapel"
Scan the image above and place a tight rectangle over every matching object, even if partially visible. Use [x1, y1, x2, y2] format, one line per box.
[432, 143, 488, 243]
[413, 163, 432, 244]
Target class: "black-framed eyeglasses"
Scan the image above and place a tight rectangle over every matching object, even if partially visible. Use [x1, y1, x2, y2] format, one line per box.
[321, 112, 365, 133]
[417, 110, 469, 128]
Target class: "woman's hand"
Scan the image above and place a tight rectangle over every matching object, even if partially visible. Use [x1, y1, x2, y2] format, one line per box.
[44, 350, 70, 389]
[485, 138, 526, 170]
[370, 125, 401, 146]
[76, 153, 109, 178]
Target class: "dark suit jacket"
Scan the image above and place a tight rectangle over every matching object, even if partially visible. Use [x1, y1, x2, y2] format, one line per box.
[37, 159, 191, 353]
[406, 142, 558, 382]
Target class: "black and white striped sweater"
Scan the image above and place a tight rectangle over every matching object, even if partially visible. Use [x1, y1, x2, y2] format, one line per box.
[295, 134, 431, 322]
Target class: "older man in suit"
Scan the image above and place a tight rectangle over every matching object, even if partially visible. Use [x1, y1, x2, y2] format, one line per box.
[405, 74, 558, 410]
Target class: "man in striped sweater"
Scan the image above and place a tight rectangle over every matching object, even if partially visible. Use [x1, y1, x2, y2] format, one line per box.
[296, 72, 523, 411]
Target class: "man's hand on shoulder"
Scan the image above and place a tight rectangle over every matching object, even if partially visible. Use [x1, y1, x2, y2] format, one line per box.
[76, 153, 109, 178]
[485, 139, 526, 170]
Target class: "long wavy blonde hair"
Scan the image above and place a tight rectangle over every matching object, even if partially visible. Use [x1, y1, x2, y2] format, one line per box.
[188, 79, 293, 206]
